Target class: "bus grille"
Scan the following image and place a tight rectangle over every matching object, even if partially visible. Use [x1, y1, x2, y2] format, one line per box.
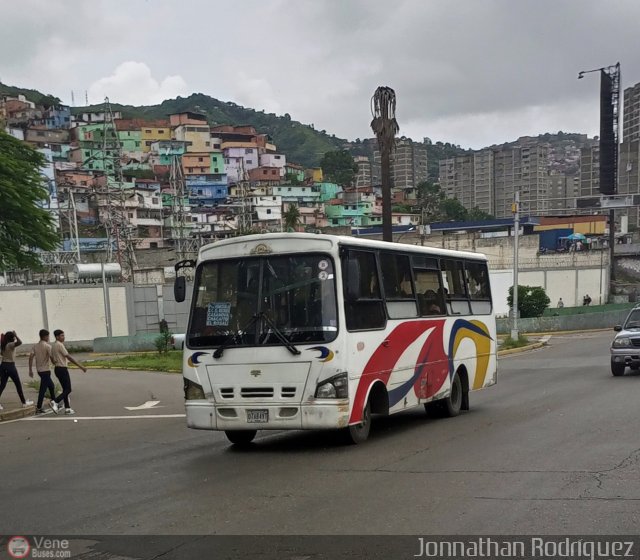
[281, 387, 296, 398]
[241, 387, 274, 398]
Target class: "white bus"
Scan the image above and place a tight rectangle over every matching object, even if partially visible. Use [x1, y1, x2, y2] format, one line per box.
[174, 233, 497, 445]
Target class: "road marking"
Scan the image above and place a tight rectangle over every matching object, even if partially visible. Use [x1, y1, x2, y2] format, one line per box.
[124, 400, 161, 411]
[27, 414, 185, 421]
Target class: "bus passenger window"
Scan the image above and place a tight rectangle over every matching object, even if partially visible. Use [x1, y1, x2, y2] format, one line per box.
[441, 259, 471, 315]
[380, 252, 418, 318]
[465, 261, 492, 314]
[414, 269, 445, 316]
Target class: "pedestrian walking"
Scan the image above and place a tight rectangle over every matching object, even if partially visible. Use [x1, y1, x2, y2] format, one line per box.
[28, 329, 57, 414]
[0, 331, 33, 410]
[557, 298, 564, 308]
[51, 329, 86, 415]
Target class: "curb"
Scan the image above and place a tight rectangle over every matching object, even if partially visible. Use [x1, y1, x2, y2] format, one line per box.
[0, 405, 35, 423]
[523, 328, 611, 336]
[498, 342, 546, 356]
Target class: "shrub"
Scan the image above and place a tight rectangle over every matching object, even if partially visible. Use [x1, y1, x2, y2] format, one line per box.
[507, 285, 550, 318]
[155, 331, 172, 354]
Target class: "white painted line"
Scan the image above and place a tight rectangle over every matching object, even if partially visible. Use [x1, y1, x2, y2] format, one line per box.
[124, 400, 161, 411]
[27, 414, 186, 421]
[540, 335, 551, 344]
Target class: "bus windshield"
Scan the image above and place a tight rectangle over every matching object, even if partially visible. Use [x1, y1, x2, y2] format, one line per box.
[188, 253, 338, 349]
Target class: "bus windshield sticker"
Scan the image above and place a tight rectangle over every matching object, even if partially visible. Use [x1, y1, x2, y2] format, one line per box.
[318, 259, 329, 270]
[206, 302, 232, 327]
[318, 271, 328, 281]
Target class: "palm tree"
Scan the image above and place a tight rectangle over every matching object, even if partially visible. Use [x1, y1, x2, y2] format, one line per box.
[283, 204, 301, 232]
[370, 87, 399, 242]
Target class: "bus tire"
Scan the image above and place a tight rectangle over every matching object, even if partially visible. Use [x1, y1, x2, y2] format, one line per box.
[611, 362, 626, 377]
[425, 372, 463, 418]
[344, 401, 371, 444]
[225, 430, 257, 446]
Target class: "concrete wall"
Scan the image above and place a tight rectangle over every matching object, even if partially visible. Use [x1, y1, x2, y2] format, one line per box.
[490, 266, 608, 316]
[0, 284, 131, 344]
[497, 309, 630, 334]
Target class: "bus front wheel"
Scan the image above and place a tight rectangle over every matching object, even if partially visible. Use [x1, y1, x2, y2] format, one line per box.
[225, 430, 257, 446]
[344, 401, 371, 444]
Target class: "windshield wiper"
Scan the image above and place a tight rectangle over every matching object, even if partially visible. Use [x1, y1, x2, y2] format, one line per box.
[213, 311, 301, 358]
[213, 313, 261, 359]
[259, 311, 301, 356]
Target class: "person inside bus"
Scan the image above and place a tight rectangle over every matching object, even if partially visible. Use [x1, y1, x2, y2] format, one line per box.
[422, 289, 442, 315]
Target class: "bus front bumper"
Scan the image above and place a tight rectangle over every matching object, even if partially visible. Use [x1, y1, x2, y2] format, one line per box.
[185, 400, 351, 431]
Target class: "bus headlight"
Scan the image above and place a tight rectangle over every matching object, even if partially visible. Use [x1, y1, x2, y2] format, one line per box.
[184, 378, 206, 400]
[315, 372, 348, 399]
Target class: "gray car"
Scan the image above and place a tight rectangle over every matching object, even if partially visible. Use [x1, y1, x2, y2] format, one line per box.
[610, 307, 640, 376]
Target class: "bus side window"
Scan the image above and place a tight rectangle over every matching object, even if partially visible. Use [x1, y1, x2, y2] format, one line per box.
[440, 259, 471, 315]
[414, 269, 445, 316]
[465, 261, 492, 315]
[380, 252, 418, 319]
[343, 250, 386, 331]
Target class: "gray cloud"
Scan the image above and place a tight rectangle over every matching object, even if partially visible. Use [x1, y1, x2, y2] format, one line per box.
[2, 0, 639, 148]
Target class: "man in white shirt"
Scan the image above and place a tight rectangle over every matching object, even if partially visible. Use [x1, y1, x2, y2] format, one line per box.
[50, 329, 87, 415]
[29, 329, 57, 414]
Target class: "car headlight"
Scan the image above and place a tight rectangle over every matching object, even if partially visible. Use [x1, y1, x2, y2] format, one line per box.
[315, 372, 348, 399]
[613, 337, 631, 348]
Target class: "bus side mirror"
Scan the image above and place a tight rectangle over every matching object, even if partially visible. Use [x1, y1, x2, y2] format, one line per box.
[614, 325, 622, 332]
[345, 258, 360, 302]
[174, 277, 186, 303]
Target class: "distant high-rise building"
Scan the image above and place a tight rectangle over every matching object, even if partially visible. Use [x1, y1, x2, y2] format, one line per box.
[623, 81, 640, 143]
[579, 145, 600, 197]
[373, 137, 428, 193]
[354, 155, 372, 188]
[548, 173, 579, 214]
[492, 145, 549, 218]
[439, 151, 493, 215]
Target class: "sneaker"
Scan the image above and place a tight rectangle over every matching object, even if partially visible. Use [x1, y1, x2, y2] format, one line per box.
[49, 400, 59, 414]
[65, 408, 75, 415]
[22, 400, 34, 408]
[35, 408, 46, 414]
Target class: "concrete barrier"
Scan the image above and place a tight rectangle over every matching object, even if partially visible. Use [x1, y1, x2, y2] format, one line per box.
[497, 308, 632, 334]
[93, 333, 160, 353]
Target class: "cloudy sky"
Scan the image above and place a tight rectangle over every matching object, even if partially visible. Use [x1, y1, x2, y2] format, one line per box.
[2, 0, 639, 148]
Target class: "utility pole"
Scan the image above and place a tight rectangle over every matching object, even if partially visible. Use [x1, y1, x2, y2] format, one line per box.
[511, 191, 520, 340]
[371, 87, 399, 242]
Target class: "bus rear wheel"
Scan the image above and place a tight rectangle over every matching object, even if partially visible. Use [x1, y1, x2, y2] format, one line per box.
[344, 401, 371, 444]
[225, 430, 257, 446]
[425, 372, 463, 418]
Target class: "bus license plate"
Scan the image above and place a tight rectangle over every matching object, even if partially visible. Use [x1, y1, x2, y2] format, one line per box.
[247, 409, 269, 423]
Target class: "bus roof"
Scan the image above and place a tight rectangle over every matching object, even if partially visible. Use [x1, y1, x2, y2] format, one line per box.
[198, 233, 488, 262]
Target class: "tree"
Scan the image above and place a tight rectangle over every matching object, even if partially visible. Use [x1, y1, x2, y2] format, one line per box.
[467, 207, 494, 221]
[416, 180, 445, 221]
[439, 198, 468, 221]
[0, 131, 59, 270]
[283, 204, 301, 232]
[507, 285, 551, 318]
[319, 150, 358, 187]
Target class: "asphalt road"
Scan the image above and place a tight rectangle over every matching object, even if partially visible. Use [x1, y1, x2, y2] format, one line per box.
[2, 331, 639, 538]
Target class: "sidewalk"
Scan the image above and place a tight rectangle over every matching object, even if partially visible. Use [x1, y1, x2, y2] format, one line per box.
[0, 380, 37, 421]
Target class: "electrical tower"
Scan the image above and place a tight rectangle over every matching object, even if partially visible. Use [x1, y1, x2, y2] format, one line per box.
[92, 97, 138, 279]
